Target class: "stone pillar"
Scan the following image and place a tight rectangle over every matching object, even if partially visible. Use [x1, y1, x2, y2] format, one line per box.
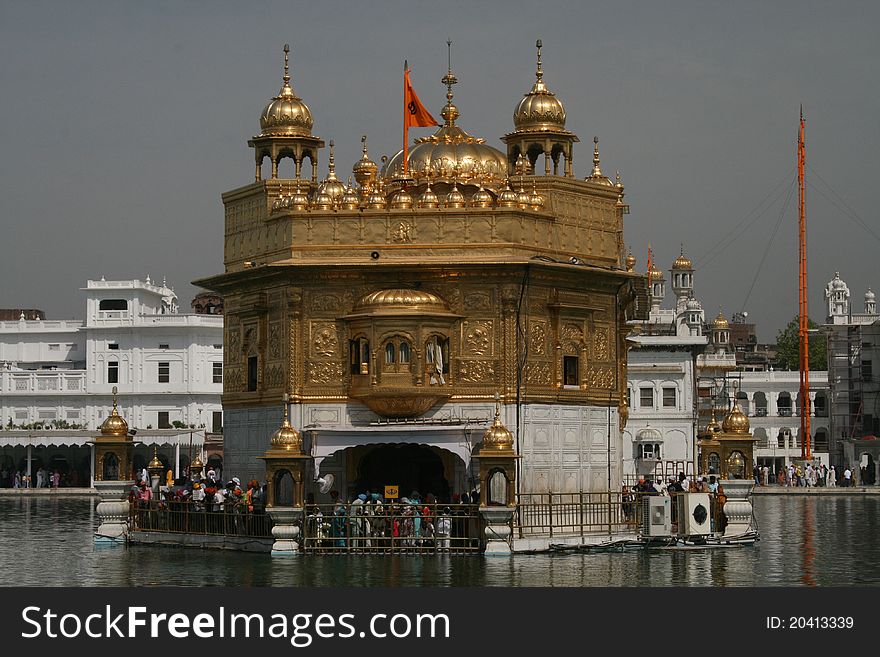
[26, 445, 32, 483]
[267, 507, 304, 555]
[94, 480, 130, 544]
[720, 479, 755, 538]
[174, 443, 180, 479]
[477, 394, 519, 555]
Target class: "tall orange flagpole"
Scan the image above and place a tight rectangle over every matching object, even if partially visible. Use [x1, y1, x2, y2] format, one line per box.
[798, 106, 812, 460]
[402, 61, 438, 176]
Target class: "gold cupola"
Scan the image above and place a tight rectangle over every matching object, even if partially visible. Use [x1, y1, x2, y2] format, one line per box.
[317, 140, 346, 203]
[417, 182, 440, 208]
[482, 395, 514, 451]
[353, 135, 378, 189]
[259, 45, 313, 138]
[512, 39, 566, 133]
[249, 44, 324, 182]
[625, 248, 637, 272]
[712, 311, 730, 330]
[382, 53, 508, 189]
[672, 246, 693, 270]
[271, 397, 303, 451]
[585, 137, 614, 186]
[721, 397, 750, 434]
[100, 389, 129, 437]
[503, 40, 579, 177]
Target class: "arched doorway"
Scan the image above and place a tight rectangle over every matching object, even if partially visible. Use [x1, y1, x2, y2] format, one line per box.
[355, 444, 451, 501]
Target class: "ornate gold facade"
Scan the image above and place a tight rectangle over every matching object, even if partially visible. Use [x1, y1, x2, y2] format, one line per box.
[197, 41, 648, 492]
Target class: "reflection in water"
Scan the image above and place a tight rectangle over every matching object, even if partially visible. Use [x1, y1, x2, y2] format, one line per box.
[801, 500, 816, 586]
[1, 496, 878, 587]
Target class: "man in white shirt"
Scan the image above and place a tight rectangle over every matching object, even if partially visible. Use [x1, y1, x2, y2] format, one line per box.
[843, 468, 852, 487]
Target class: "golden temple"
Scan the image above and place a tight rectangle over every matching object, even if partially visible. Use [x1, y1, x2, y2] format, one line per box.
[197, 41, 648, 499]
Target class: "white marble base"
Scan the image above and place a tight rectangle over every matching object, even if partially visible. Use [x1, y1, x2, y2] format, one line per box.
[94, 480, 133, 544]
[267, 507, 303, 555]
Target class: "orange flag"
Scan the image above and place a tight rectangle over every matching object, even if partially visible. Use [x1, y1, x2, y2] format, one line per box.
[404, 66, 438, 128]
[402, 63, 437, 175]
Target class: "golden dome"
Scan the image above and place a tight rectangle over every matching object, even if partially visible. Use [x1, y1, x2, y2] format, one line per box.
[190, 455, 204, 475]
[649, 263, 664, 280]
[352, 288, 451, 316]
[672, 246, 693, 270]
[366, 184, 387, 209]
[625, 250, 636, 272]
[259, 45, 314, 138]
[312, 189, 333, 210]
[712, 311, 729, 329]
[445, 182, 465, 208]
[148, 447, 163, 472]
[270, 399, 302, 452]
[705, 408, 722, 436]
[417, 183, 440, 208]
[482, 396, 514, 451]
[100, 391, 129, 437]
[382, 66, 508, 188]
[528, 183, 544, 210]
[513, 40, 567, 133]
[390, 188, 414, 209]
[470, 185, 493, 208]
[585, 137, 614, 186]
[290, 184, 310, 210]
[497, 183, 518, 208]
[721, 399, 750, 434]
[317, 141, 346, 203]
[353, 135, 378, 187]
[340, 182, 360, 210]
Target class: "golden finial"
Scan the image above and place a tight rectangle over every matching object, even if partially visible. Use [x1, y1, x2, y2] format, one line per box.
[494, 391, 501, 421]
[361, 134, 368, 156]
[328, 139, 336, 174]
[592, 136, 602, 177]
[283, 43, 290, 86]
[535, 39, 543, 81]
[440, 39, 459, 127]
[111, 385, 118, 412]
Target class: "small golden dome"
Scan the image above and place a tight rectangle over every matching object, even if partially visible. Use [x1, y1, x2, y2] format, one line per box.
[417, 183, 440, 208]
[390, 188, 414, 209]
[625, 250, 636, 272]
[148, 447, 163, 472]
[528, 183, 544, 210]
[516, 184, 531, 209]
[470, 186, 493, 208]
[290, 184, 310, 211]
[721, 399, 750, 434]
[672, 246, 693, 270]
[445, 182, 465, 208]
[705, 408, 722, 436]
[353, 288, 451, 316]
[353, 135, 378, 187]
[312, 189, 333, 210]
[585, 136, 614, 186]
[497, 183, 519, 208]
[190, 455, 204, 475]
[649, 263, 664, 280]
[712, 311, 729, 329]
[317, 140, 346, 203]
[259, 45, 314, 138]
[340, 181, 360, 210]
[482, 395, 514, 451]
[100, 392, 129, 437]
[271, 399, 302, 451]
[513, 40, 567, 133]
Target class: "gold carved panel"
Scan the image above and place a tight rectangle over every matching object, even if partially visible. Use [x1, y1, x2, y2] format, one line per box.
[586, 366, 615, 389]
[268, 321, 283, 360]
[592, 326, 609, 361]
[310, 321, 339, 358]
[461, 320, 493, 356]
[529, 321, 547, 356]
[463, 290, 492, 311]
[308, 362, 344, 385]
[458, 359, 496, 383]
[524, 362, 552, 386]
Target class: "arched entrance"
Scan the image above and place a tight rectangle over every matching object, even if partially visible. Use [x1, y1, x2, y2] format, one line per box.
[355, 444, 451, 501]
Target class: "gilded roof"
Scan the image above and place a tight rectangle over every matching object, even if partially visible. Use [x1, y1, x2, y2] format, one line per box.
[259, 45, 314, 138]
[352, 288, 452, 316]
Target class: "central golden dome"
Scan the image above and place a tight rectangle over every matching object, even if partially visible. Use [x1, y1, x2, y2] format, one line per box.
[259, 45, 314, 138]
[513, 40, 567, 133]
[352, 289, 451, 316]
[382, 67, 508, 187]
[100, 396, 129, 437]
[721, 399, 750, 434]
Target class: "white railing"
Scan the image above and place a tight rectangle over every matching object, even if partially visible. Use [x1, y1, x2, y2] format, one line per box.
[1, 371, 86, 394]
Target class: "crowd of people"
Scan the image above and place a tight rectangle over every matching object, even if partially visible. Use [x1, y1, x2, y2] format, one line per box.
[752, 462, 867, 487]
[621, 472, 729, 532]
[304, 490, 480, 551]
[0, 466, 68, 489]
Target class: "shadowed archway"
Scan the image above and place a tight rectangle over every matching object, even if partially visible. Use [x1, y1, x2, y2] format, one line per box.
[355, 444, 450, 501]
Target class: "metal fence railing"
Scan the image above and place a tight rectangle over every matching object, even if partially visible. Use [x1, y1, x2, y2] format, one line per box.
[129, 501, 273, 539]
[514, 492, 637, 538]
[301, 503, 483, 554]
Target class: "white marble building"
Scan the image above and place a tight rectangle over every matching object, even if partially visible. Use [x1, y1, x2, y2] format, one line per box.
[0, 278, 223, 486]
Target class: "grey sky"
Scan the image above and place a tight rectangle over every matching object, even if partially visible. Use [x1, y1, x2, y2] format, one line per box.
[1, 0, 878, 341]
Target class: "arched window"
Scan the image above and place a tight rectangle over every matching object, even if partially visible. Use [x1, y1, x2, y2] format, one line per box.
[425, 335, 450, 384]
[350, 338, 370, 375]
[708, 452, 721, 475]
[777, 392, 792, 417]
[275, 470, 294, 506]
[727, 451, 746, 479]
[102, 452, 119, 481]
[385, 342, 396, 364]
[381, 337, 412, 374]
[488, 469, 509, 506]
[399, 341, 410, 364]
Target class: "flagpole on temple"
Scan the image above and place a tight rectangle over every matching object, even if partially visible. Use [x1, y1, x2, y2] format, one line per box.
[403, 60, 409, 175]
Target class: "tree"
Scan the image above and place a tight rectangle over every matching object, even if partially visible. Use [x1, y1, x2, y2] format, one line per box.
[775, 316, 826, 371]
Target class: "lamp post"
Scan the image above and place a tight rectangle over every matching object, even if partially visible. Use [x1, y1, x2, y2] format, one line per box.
[147, 447, 164, 493]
